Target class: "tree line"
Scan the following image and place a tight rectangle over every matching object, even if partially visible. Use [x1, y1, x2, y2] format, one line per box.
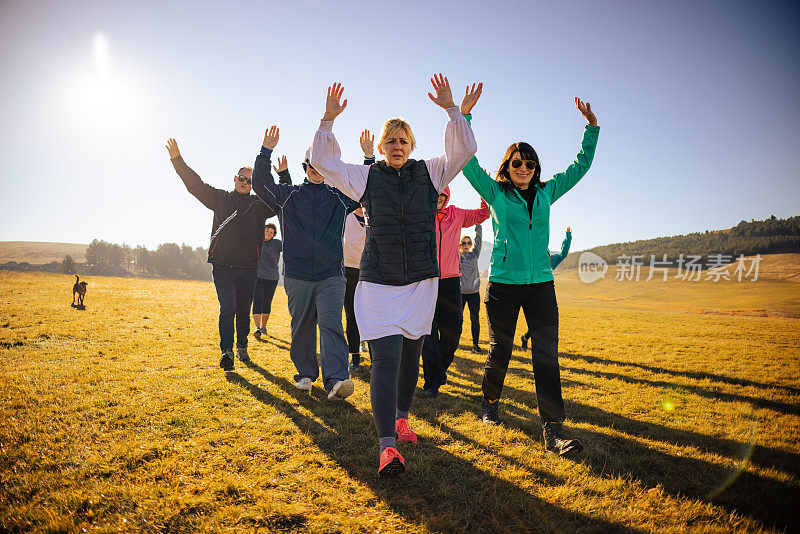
[62, 240, 212, 280]
[556, 215, 800, 271]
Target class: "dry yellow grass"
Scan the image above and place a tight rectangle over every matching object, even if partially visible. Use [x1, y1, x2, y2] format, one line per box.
[0, 241, 88, 264]
[1, 266, 798, 533]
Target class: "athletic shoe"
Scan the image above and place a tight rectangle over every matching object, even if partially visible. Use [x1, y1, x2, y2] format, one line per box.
[327, 379, 355, 401]
[219, 350, 235, 371]
[295, 377, 312, 391]
[543, 423, 583, 457]
[253, 329, 262, 340]
[520, 334, 528, 350]
[471, 345, 486, 354]
[236, 346, 250, 363]
[378, 447, 405, 476]
[481, 399, 503, 425]
[395, 418, 418, 443]
[350, 353, 362, 373]
[422, 387, 439, 398]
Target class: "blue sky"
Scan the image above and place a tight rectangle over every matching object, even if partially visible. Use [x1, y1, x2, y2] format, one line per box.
[1, 0, 798, 252]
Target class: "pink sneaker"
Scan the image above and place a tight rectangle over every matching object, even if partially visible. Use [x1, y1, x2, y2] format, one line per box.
[395, 418, 418, 443]
[379, 447, 405, 476]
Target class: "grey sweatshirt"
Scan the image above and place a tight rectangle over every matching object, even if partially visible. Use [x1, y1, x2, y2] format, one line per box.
[257, 238, 282, 280]
[459, 225, 482, 294]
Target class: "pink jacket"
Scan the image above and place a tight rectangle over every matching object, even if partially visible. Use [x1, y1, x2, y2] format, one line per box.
[436, 186, 490, 279]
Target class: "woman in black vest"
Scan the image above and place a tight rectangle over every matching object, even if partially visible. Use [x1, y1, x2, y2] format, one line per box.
[310, 76, 480, 476]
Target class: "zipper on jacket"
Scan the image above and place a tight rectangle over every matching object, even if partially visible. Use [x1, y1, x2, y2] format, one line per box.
[503, 240, 507, 262]
[398, 169, 408, 282]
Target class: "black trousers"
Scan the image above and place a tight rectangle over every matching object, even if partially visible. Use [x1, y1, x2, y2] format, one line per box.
[252, 278, 279, 314]
[483, 280, 565, 424]
[461, 292, 481, 346]
[421, 277, 463, 390]
[212, 265, 258, 351]
[344, 267, 361, 355]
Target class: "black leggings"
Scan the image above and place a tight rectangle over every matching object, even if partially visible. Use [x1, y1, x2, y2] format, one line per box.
[461, 292, 480, 346]
[483, 280, 565, 424]
[344, 267, 360, 354]
[368, 335, 424, 438]
[252, 278, 278, 314]
[421, 277, 463, 390]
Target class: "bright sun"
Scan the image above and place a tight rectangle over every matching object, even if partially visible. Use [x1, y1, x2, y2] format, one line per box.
[56, 32, 149, 139]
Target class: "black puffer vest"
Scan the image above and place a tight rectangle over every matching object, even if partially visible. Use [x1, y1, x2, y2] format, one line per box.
[358, 159, 439, 285]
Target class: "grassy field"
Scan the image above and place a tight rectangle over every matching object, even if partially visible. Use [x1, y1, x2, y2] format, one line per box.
[1, 259, 798, 533]
[0, 241, 88, 264]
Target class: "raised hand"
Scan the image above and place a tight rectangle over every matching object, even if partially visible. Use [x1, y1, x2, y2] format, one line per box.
[323, 83, 347, 121]
[166, 138, 180, 159]
[460, 82, 483, 115]
[273, 155, 288, 173]
[359, 129, 374, 157]
[427, 73, 455, 109]
[575, 97, 597, 127]
[262, 125, 280, 150]
[567, 226, 572, 233]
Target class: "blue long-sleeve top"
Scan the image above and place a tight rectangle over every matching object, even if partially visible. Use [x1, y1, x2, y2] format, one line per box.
[550, 231, 572, 270]
[252, 147, 358, 281]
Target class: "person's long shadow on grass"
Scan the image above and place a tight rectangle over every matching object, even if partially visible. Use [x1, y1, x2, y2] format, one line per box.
[230, 363, 639, 534]
[504, 349, 800, 415]
[446, 359, 800, 531]
[557, 361, 800, 416]
[559, 351, 800, 395]
[489, 352, 800, 478]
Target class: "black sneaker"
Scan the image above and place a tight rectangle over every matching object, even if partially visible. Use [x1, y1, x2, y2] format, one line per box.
[520, 334, 528, 350]
[219, 350, 235, 371]
[543, 423, 583, 457]
[236, 346, 250, 363]
[253, 329, 262, 340]
[422, 387, 439, 398]
[350, 353, 362, 373]
[481, 399, 503, 425]
[471, 345, 486, 354]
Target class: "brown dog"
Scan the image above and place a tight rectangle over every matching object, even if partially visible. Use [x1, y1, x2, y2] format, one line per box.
[72, 275, 87, 308]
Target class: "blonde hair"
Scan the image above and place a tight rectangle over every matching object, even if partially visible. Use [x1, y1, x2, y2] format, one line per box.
[237, 166, 253, 175]
[378, 118, 416, 151]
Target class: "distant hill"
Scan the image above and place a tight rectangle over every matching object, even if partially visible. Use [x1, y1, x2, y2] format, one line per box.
[556, 215, 800, 271]
[0, 241, 87, 264]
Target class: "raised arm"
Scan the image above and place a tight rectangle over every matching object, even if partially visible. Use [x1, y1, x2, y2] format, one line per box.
[459, 198, 490, 227]
[550, 229, 572, 270]
[425, 75, 479, 193]
[272, 155, 293, 185]
[252, 126, 296, 210]
[166, 138, 226, 211]
[309, 83, 370, 201]
[360, 129, 376, 165]
[473, 224, 482, 258]
[543, 98, 600, 204]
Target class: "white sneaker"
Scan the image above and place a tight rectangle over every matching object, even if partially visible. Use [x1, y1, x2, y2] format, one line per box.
[295, 377, 312, 391]
[327, 379, 354, 401]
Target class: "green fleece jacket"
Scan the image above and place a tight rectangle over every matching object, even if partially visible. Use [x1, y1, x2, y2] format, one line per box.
[462, 116, 599, 284]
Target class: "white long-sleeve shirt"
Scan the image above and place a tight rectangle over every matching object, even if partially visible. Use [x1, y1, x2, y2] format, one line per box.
[310, 106, 477, 200]
[309, 106, 477, 340]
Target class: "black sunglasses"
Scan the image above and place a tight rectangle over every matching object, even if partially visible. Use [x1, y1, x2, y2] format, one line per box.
[236, 174, 252, 184]
[510, 160, 536, 170]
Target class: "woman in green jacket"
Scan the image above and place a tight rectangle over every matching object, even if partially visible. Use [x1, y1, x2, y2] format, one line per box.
[461, 97, 598, 457]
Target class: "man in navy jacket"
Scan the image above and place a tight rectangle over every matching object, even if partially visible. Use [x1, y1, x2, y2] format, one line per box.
[252, 126, 357, 401]
[166, 137, 288, 371]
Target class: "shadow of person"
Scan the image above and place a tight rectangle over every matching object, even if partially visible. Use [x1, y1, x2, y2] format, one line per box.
[225, 366, 638, 534]
[559, 351, 800, 395]
[449, 365, 800, 532]
[468, 349, 800, 479]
